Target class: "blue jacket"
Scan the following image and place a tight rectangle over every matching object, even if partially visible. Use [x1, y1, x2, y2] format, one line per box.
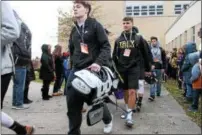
[181, 42, 197, 84]
[190, 63, 201, 83]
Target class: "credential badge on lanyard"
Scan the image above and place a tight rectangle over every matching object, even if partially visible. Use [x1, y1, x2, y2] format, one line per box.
[123, 32, 132, 57]
[75, 24, 89, 54]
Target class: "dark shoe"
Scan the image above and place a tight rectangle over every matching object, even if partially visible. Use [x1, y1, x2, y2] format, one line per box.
[188, 106, 198, 112]
[24, 99, 33, 104]
[156, 93, 160, 97]
[42, 97, 50, 100]
[48, 95, 53, 98]
[148, 96, 155, 101]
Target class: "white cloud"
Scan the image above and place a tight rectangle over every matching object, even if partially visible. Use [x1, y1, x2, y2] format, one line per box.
[8, 1, 73, 58]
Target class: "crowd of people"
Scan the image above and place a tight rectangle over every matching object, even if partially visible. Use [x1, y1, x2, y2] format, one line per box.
[164, 31, 202, 112]
[1, 1, 201, 135]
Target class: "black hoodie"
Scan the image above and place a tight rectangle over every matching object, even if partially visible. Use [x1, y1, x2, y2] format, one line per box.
[69, 17, 111, 69]
[39, 44, 54, 80]
[113, 27, 151, 72]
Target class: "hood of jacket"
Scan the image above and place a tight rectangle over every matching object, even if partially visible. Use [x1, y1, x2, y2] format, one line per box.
[188, 51, 200, 65]
[41, 44, 49, 54]
[184, 42, 197, 55]
[121, 26, 139, 36]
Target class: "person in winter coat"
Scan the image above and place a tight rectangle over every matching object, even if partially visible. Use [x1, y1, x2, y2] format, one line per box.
[52, 45, 63, 96]
[40, 44, 54, 100]
[181, 42, 197, 102]
[189, 57, 202, 112]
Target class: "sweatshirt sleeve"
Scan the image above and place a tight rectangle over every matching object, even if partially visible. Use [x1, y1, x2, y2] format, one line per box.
[112, 40, 119, 65]
[139, 35, 151, 72]
[95, 22, 111, 66]
[1, 2, 20, 47]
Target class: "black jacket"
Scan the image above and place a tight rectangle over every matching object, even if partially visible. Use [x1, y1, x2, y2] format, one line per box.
[54, 56, 63, 76]
[39, 45, 54, 81]
[69, 17, 111, 69]
[112, 27, 151, 72]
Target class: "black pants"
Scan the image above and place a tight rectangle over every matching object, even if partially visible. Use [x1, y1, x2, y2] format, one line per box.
[53, 73, 62, 93]
[41, 80, 51, 98]
[66, 69, 112, 135]
[24, 75, 30, 100]
[1, 73, 12, 109]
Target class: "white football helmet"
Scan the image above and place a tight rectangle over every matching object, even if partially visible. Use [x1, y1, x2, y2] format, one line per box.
[71, 66, 119, 105]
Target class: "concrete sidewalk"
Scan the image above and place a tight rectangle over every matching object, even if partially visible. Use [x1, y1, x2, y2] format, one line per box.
[1, 82, 201, 134]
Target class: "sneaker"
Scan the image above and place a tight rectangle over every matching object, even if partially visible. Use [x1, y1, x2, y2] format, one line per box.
[188, 106, 198, 112]
[24, 99, 33, 104]
[12, 105, 29, 110]
[148, 96, 155, 101]
[121, 112, 126, 119]
[25, 125, 35, 135]
[125, 112, 134, 128]
[42, 97, 50, 100]
[104, 115, 113, 134]
[156, 93, 160, 97]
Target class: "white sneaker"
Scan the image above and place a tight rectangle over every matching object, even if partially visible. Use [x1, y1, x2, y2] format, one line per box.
[125, 112, 134, 128]
[12, 104, 29, 110]
[104, 115, 113, 134]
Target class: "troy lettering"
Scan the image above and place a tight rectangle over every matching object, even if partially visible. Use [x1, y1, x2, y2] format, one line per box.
[119, 40, 135, 49]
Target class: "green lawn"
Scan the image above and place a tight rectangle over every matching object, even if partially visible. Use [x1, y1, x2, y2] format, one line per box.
[164, 80, 202, 127]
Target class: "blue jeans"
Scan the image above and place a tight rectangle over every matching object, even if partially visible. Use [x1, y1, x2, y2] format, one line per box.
[150, 69, 162, 97]
[12, 67, 27, 106]
[192, 90, 202, 109]
[185, 84, 193, 99]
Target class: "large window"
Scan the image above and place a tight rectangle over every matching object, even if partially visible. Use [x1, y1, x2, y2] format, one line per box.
[174, 4, 189, 15]
[125, 5, 164, 17]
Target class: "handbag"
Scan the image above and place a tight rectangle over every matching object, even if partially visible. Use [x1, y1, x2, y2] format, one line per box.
[192, 64, 202, 90]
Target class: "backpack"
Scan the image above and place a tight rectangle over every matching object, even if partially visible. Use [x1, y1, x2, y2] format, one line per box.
[12, 21, 32, 66]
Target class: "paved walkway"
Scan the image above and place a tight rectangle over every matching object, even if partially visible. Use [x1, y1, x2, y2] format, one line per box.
[1, 82, 201, 134]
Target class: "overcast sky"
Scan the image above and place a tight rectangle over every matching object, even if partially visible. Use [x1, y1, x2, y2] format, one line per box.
[9, 1, 73, 58]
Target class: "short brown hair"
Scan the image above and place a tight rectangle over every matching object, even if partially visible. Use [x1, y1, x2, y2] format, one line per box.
[74, 0, 91, 16]
[122, 17, 133, 23]
[150, 36, 158, 41]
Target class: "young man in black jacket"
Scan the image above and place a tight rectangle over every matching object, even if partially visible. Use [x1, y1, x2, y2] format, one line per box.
[67, 1, 112, 134]
[113, 17, 151, 127]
